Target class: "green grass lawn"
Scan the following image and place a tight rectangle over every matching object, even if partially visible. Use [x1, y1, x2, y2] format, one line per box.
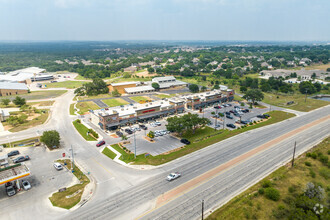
[102, 147, 117, 159]
[207, 137, 330, 220]
[111, 144, 135, 163]
[155, 94, 176, 99]
[72, 119, 97, 141]
[45, 81, 85, 89]
[102, 98, 129, 107]
[69, 103, 75, 115]
[128, 111, 295, 165]
[0, 90, 67, 101]
[49, 159, 90, 210]
[263, 92, 329, 112]
[76, 101, 100, 114]
[182, 126, 220, 143]
[233, 94, 244, 101]
[28, 100, 55, 106]
[129, 96, 152, 103]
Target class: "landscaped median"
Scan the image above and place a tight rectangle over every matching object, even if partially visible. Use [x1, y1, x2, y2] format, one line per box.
[72, 119, 98, 141]
[128, 111, 295, 166]
[207, 137, 330, 220]
[49, 159, 90, 210]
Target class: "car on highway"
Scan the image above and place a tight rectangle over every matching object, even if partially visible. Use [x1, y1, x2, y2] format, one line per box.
[96, 140, 106, 147]
[21, 180, 31, 190]
[53, 162, 63, 171]
[139, 124, 148, 130]
[13, 155, 30, 163]
[125, 128, 133, 134]
[180, 139, 190, 145]
[166, 172, 181, 181]
[7, 150, 20, 157]
[6, 185, 16, 197]
[226, 123, 236, 129]
[116, 131, 123, 137]
[226, 115, 233, 119]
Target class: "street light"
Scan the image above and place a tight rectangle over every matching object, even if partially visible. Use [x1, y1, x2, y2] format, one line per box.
[201, 199, 204, 220]
[214, 108, 218, 130]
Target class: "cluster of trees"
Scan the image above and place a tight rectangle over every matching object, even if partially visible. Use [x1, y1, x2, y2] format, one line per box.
[243, 89, 264, 104]
[6, 114, 28, 126]
[40, 130, 60, 148]
[74, 79, 109, 96]
[166, 113, 210, 136]
[1, 96, 26, 107]
[299, 81, 322, 94]
[189, 84, 199, 93]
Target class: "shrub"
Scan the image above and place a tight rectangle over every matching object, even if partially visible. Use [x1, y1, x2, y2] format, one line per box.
[305, 161, 312, 167]
[258, 188, 264, 195]
[76, 119, 81, 123]
[265, 187, 280, 201]
[310, 153, 317, 159]
[262, 180, 272, 188]
[309, 169, 316, 178]
[327, 150, 330, 155]
[319, 167, 330, 180]
[288, 186, 296, 193]
[317, 152, 323, 157]
[306, 152, 311, 157]
[249, 122, 253, 125]
[319, 155, 328, 164]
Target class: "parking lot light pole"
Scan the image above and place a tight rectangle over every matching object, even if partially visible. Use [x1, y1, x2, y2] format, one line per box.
[202, 199, 204, 220]
[134, 129, 136, 159]
[214, 108, 218, 130]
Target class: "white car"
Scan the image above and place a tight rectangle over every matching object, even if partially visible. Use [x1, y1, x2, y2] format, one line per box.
[21, 180, 31, 190]
[167, 172, 181, 181]
[53, 162, 63, 170]
[155, 122, 161, 126]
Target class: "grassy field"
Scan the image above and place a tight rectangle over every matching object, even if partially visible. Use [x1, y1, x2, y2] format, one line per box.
[263, 92, 329, 112]
[130, 111, 295, 165]
[49, 159, 90, 210]
[45, 81, 85, 89]
[0, 90, 67, 101]
[102, 98, 129, 107]
[207, 137, 330, 220]
[76, 101, 100, 114]
[28, 100, 55, 106]
[3, 110, 49, 132]
[233, 94, 244, 102]
[155, 94, 177, 99]
[69, 103, 75, 115]
[111, 144, 135, 163]
[72, 119, 97, 141]
[304, 63, 330, 71]
[182, 126, 221, 143]
[77, 93, 113, 101]
[102, 147, 117, 160]
[179, 77, 209, 87]
[129, 96, 152, 103]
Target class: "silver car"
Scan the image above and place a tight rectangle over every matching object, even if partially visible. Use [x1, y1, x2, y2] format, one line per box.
[22, 180, 31, 190]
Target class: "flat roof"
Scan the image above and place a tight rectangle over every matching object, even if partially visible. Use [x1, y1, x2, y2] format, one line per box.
[182, 89, 222, 100]
[0, 163, 30, 185]
[8, 67, 45, 75]
[152, 76, 176, 82]
[110, 81, 139, 86]
[0, 82, 29, 90]
[125, 86, 155, 93]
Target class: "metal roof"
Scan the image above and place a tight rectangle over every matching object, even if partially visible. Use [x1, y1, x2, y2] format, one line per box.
[124, 86, 155, 93]
[110, 81, 139, 86]
[0, 82, 29, 90]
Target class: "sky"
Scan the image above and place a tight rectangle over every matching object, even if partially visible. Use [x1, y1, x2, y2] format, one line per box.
[0, 0, 329, 42]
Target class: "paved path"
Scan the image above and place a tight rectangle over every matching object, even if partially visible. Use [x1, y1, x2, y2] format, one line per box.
[93, 99, 107, 108]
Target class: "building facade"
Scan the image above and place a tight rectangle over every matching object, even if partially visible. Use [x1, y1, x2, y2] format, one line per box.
[0, 82, 29, 96]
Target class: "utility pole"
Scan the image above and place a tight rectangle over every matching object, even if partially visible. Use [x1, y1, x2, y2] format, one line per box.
[134, 128, 136, 159]
[214, 108, 218, 130]
[202, 200, 204, 220]
[71, 145, 75, 171]
[223, 106, 226, 129]
[291, 141, 296, 167]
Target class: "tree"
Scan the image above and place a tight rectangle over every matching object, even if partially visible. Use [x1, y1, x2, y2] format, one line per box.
[41, 130, 60, 148]
[12, 96, 26, 106]
[189, 84, 199, 93]
[147, 67, 154, 73]
[151, 82, 160, 90]
[111, 89, 121, 97]
[201, 76, 206, 81]
[299, 81, 316, 94]
[1, 98, 10, 106]
[201, 86, 207, 92]
[166, 116, 185, 136]
[213, 84, 220, 90]
[240, 86, 247, 93]
[147, 131, 155, 138]
[243, 89, 264, 105]
[74, 87, 85, 96]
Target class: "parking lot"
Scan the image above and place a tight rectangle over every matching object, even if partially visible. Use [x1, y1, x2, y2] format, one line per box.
[0, 146, 76, 204]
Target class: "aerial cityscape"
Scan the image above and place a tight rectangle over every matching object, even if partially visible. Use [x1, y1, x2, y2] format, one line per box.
[0, 1, 329, 220]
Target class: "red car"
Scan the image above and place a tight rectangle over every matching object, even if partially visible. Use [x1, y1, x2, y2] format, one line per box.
[96, 140, 105, 147]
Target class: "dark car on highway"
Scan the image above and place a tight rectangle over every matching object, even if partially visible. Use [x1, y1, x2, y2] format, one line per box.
[139, 124, 148, 130]
[226, 115, 233, 119]
[180, 139, 190, 145]
[7, 150, 19, 157]
[13, 156, 30, 163]
[96, 140, 106, 147]
[116, 131, 123, 137]
[226, 123, 236, 129]
[125, 128, 133, 134]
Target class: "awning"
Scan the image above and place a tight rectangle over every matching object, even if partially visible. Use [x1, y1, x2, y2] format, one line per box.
[138, 111, 164, 120]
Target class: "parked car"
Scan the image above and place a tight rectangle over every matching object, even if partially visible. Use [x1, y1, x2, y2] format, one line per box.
[13, 155, 30, 163]
[53, 162, 63, 170]
[240, 120, 248, 124]
[155, 122, 161, 126]
[180, 139, 190, 145]
[263, 114, 270, 118]
[166, 172, 181, 181]
[225, 111, 231, 115]
[139, 124, 148, 130]
[234, 112, 240, 117]
[214, 106, 221, 109]
[257, 115, 266, 119]
[125, 128, 133, 134]
[7, 150, 19, 157]
[226, 123, 236, 129]
[150, 123, 157, 127]
[227, 103, 232, 106]
[229, 110, 235, 113]
[6, 185, 16, 197]
[96, 140, 106, 147]
[21, 180, 31, 190]
[116, 131, 123, 137]
[226, 115, 233, 119]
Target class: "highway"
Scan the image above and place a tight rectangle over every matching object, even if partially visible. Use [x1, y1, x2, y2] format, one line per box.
[0, 89, 329, 220]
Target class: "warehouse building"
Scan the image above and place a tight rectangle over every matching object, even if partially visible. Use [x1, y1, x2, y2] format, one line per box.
[151, 76, 188, 89]
[108, 81, 140, 94]
[0, 67, 54, 84]
[0, 82, 29, 97]
[124, 85, 155, 94]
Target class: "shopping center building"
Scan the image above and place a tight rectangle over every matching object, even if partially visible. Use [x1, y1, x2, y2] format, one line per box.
[90, 89, 234, 130]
